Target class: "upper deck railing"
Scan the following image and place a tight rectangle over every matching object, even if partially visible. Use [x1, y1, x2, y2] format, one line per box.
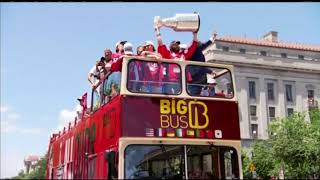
[91, 56, 237, 112]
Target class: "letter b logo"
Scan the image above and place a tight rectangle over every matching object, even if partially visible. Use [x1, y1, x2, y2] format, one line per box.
[188, 101, 209, 129]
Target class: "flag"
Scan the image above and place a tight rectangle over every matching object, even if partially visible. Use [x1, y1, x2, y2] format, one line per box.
[145, 128, 155, 137]
[80, 93, 88, 110]
[176, 128, 186, 137]
[196, 129, 205, 138]
[166, 128, 175, 137]
[206, 130, 213, 138]
[186, 129, 195, 137]
[158, 128, 166, 137]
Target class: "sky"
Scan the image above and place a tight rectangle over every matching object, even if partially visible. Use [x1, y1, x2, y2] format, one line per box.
[1, 2, 320, 178]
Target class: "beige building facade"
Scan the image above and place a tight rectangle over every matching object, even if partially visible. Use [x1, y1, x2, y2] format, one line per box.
[204, 31, 320, 146]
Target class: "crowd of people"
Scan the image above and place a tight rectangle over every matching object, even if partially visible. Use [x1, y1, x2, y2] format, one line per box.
[87, 27, 219, 99]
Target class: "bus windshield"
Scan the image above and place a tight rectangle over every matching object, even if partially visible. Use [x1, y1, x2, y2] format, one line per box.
[127, 59, 182, 95]
[124, 145, 239, 179]
[186, 65, 234, 99]
[126, 58, 234, 99]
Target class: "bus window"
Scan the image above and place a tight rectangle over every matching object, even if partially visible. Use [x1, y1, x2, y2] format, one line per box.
[103, 72, 121, 104]
[186, 65, 234, 99]
[220, 148, 239, 179]
[124, 145, 239, 179]
[186, 145, 218, 179]
[187, 146, 238, 179]
[124, 145, 185, 179]
[91, 84, 102, 112]
[127, 59, 182, 95]
[88, 156, 97, 179]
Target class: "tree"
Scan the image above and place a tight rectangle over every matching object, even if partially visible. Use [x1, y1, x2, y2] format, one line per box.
[243, 109, 320, 179]
[11, 170, 26, 179]
[310, 108, 320, 128]
[26, 154, 47, 179]
[270, 112, 315, 178]
[251, 140, 278, 179]
[11, 153, 47, 179]
[241, 148, 254, 179]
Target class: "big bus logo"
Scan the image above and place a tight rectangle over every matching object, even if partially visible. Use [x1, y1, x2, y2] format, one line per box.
[160, 99, 209, 129]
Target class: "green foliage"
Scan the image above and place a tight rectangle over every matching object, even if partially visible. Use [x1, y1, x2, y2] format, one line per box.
[242, 110, 320, 179]
[241, 148, 253, 179]
[12, 154, 47, 179]
[309, 108, 320, 128]
[251, 140, 277, 179]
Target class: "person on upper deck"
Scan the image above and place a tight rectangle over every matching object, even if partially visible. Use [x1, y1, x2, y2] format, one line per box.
[188, 31, 218, 96]
[140, 40, 162, 59]
[140, 40, 163, 93]
[179, 43, 188, 57]
[200, 74, 217, 97]
[125, 45, 145, 92]
[155, 26, 198, 94]
[136, 45, 144, 56]
[111, 42, 134, 72]
[112, 40, 127, 64]
[103, 48, 113, 72]
[87, 48, 113, 89]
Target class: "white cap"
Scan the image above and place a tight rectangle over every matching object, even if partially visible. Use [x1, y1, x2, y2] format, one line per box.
[179, 43, 187, 49]
[208, 78, 217, 84]
[144, 40, 154, 46]
[124, 42, 133, 55]
[115, 41, 121, 48]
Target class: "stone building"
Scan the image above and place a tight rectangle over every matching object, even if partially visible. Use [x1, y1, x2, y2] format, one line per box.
[24, 155, 40, 174]
[204, 31, 320, 146]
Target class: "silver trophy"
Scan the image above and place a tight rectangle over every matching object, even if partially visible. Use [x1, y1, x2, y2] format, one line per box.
[154, 13, 200, 32]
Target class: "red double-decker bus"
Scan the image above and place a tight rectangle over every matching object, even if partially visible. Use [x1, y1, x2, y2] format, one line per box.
[46, 56, 242, 179]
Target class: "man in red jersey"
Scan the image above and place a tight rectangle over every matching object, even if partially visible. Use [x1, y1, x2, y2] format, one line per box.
[155, 26, 198, 94]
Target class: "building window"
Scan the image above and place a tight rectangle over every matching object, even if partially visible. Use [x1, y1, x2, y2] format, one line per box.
[267, 83, 275, 101]
[260, 51, 267, 56]
[285, 84, 293, 102]
[269, 106, 276, 121]
[249, 81, 256, 99]
[239, 48, 246, 54]
[287, 108, 294, 117]
[298, 55, 304, 60]
[251, 124, 258, 139]
[222, 46, 229, 52]
[250, 105, 257, 116]
[308, 90, 314, 99]
[281, 53, 287, 58]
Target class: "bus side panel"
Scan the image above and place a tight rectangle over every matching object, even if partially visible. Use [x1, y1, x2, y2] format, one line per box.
[121, 96, 240, 140]
[99, 95, 121, 150]
[93, 95, 122, 179]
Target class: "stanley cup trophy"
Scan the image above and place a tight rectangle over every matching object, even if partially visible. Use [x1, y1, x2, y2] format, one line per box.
[154, 13, 200, 32]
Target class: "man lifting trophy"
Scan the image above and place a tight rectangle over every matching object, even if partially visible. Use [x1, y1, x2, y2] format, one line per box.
[153, 12, 200, 61]
[154, 13, 200, 94]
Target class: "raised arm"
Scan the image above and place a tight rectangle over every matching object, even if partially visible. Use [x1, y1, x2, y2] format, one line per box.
[185, 32, 199, 60]
[155, 27, 163, 46]
[199, 31, 217, 51]
[141, 51, 162, 59]
[87, 73, 95, 88]
[88, 66, 98, 88]
[155, 27, 171, 59]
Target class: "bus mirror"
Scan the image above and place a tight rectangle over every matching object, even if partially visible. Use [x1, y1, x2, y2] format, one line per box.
[105, 151, 117, 179]
[105, 151, 115, 164]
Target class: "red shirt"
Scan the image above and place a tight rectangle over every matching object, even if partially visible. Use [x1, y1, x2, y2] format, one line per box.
[143, 62, 164, 86]
[158, 41, 197, 82]
[110, 53, 124, 72]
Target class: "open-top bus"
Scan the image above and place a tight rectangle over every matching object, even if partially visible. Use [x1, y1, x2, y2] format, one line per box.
[46, 56, 242, 179]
